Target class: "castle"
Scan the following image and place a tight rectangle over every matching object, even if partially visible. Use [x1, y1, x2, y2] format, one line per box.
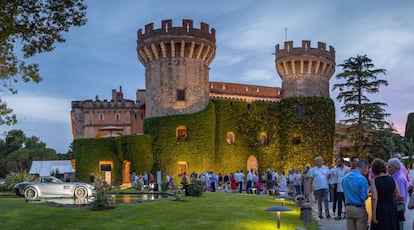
[71, 19, 337, 185]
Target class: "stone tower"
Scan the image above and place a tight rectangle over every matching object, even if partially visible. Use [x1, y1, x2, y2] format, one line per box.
[275, 40, 335, 98]
[137, 19, 216, 118]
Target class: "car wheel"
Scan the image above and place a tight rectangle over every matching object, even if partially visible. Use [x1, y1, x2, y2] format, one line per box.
[74, 186, 88, 198]
[24, 187, 38, 200]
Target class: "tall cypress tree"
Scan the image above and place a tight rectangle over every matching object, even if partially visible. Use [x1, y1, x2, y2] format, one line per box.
[333, 55, 388, 158]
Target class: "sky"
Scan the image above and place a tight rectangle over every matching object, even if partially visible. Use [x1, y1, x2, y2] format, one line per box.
[1, 0, 414, 153]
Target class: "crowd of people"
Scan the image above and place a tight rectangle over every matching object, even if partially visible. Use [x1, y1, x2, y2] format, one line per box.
[127, 153, 414, 230]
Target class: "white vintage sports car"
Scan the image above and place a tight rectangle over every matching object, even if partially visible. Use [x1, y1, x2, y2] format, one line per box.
[22, 176, 95, 200]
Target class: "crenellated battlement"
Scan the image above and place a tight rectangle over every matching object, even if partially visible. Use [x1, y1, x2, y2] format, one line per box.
[275, 40, 336, 98]
[138, 19, 215, 46]
[275, 40, 335, 62]
[137, 19, 216, 65]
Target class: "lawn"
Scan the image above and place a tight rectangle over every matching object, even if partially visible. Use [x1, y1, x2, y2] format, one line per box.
[0, 192, 319, 230]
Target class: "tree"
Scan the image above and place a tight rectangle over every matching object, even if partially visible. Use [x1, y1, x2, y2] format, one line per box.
[24, 136, 46, 149]
[5, 148, 58, 173]
[0, 129, 58, 176]
[0, 0, 87, 125]
[333, 55, 389, 158]
[405, 113, 414, 141]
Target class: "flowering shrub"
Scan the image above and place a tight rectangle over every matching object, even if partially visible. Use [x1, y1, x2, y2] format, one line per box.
[91, 182, 113, 211]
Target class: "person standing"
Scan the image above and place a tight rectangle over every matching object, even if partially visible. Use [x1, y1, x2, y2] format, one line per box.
[237, 170, 244, 193]
[302, 164, 312, 202]
[97, 174, 102, 188]
[388, 158, 409, 230]
[393, 153, 413, 191]
[230, 172, 237, 193]
[370, 158, 399, 230]
[342, 159, 369, 230]
[130, 172, 136, 188]
[309, 156, 331, 219]
[333, 158, 349, 220]
[280, 171, 288, 192]
[89, 173, 95, 186]
[346, 156, 359, 174]
[407, 191, 414, 230]
[223, 173, 230, 192]
[293, 169, 302, 196]
[329, 164, 338, 205]
[246, 169, 254, 194]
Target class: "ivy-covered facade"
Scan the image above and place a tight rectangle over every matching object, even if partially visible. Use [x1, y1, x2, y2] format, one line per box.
[73, 97, 334, 184]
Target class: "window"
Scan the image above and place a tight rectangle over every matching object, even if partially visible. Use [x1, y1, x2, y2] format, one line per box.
[178, 161, 188, 176]
[99, 113, 104, 120]
[247, 103, 252, 111]
[100, 161, 113, 172]
[260, 132, 268, 145]
[176, 126, 187, 141]
[292, 135, 301, 145]
[115, 113, 120, 120]
[298, 104, 305, 116]
[177, 89, 185, 101]
[226, 132, 235, 144]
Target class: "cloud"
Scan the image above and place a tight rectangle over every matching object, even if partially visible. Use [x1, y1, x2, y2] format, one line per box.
[2, 94, 71, 124]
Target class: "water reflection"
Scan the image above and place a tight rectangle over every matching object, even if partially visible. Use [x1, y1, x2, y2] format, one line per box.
[29, 193, 170, 207]
[109, 193, 168, 204]
[27, 197, 95, 207]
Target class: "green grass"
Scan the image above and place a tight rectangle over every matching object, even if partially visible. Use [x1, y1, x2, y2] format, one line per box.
[0, 192, 319, 230]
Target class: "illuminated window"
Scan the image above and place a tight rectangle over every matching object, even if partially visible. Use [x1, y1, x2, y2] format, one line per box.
[178, 161, 188, 176]
[176, 126, 187, 141]
[260, 132, 268, 145]
[99, 113, 104, 120]
[226, 132, 235, 144]
[115, 113, 120, 120]
[177, 89, 185, 101]
[99, 161, 113, 172]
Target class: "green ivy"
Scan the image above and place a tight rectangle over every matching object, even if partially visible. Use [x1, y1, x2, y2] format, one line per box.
[72, 134, 152, 184]
[277, 97, 335, 169]
[74, 97, 335, 184]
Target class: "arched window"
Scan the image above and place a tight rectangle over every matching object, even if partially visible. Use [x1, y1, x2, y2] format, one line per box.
[260, 132, 268, 145]
[176, 126, 187, 141]
[115, 113, 120, 121]
[226, 132, 235, 144]
[99, 113, 104, 121]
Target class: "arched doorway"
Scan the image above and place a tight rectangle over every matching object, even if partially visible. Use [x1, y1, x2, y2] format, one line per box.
[247, 155, 258, 175]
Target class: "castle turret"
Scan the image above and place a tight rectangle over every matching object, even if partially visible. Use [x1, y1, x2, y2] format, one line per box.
[275, 40, 335, 98]
[137, 19, 216, 118]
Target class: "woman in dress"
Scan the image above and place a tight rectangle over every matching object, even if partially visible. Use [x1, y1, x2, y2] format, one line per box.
[370, 158, 400, 230]
[230, 173, 237, 193]
[279, 171, 288, 192]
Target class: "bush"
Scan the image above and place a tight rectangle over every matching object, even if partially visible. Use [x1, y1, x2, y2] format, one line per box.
[5, 170, 34, 189]
[188, 180, 204, 197]
[161, 182, 169, 191]
[0, 184, 11, 192]
[172, 188, 183, 201]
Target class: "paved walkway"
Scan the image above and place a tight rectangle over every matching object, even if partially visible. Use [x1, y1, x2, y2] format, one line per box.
[310, 200, 414, 230]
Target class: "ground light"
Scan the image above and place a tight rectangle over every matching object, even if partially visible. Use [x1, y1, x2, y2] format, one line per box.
[275, 194, 293, 206]
[265, 205, 293, 229]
